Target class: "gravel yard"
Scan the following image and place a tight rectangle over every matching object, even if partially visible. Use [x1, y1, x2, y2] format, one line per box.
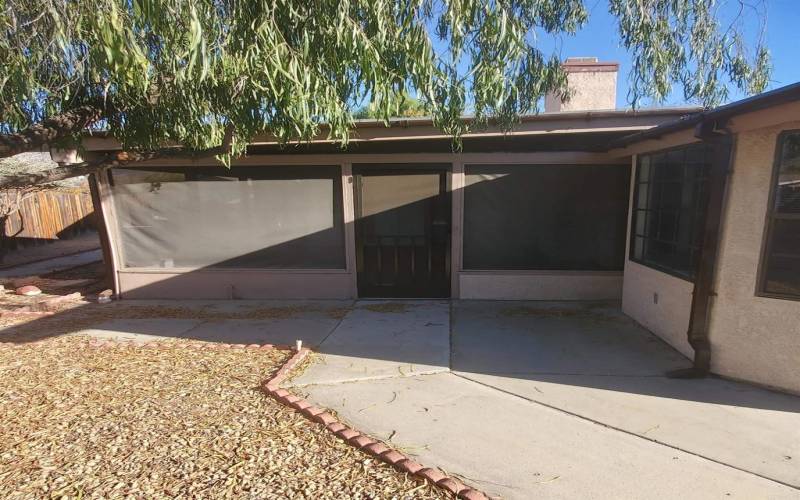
[0, 337, 447, 499]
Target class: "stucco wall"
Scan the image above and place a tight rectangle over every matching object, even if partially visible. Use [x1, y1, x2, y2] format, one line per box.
[545, 70, 617, 112]
[708, 121, 800, 394]
[621, 155, 694, 359]
[118, 270, 355, 300]
[621, 261, 694, 358]
[459, 272, 623, 301]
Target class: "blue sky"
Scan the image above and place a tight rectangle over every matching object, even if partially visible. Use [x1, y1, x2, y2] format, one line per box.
[538, 0, 800, 108]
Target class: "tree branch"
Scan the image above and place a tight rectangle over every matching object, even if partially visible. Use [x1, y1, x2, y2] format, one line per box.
[0, 105, 103, 158]
[0, 126, 238, 189]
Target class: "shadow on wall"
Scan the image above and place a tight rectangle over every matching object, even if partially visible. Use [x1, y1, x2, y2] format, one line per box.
[1, 164, 799, 414]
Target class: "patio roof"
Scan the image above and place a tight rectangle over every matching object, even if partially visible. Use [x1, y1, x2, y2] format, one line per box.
[82, 107, 700, 155]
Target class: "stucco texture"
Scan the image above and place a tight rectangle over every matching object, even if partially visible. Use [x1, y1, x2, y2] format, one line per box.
[709, 121, 800, 394]
[545, 71, 617, 112]
[622, 261, 694, 359]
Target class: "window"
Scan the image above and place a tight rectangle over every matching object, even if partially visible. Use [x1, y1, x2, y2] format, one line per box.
[463, 164, 630, 270]
[630, 144, 712, 280]
[109, 165, 346, 269]
[759, 131, 800, 299]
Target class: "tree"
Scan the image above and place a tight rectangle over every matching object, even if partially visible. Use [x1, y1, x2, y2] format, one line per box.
[0, 0, 771, 187]
[354, 91, 428, 119]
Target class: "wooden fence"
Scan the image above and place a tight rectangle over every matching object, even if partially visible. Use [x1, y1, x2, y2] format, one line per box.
[1, 186, 96, 249]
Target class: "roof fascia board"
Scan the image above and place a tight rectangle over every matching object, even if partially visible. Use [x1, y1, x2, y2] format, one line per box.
[606, 128, 701, 158]
[82, 110, 694, 152]
[115, 151, 622, 168]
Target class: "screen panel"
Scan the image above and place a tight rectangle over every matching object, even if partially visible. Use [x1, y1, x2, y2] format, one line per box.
[110, 165, 345, 269]
[463, 164, 630, 271]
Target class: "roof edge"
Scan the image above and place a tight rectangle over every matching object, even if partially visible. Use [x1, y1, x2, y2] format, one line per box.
[609, 82, 800, 149]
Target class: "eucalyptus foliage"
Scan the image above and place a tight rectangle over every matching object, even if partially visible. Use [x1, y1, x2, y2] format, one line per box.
[354, 91, 427, 119]
[0, 0, 771, 162]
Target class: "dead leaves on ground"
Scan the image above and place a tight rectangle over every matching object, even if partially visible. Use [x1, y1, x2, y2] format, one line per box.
[0, 338, 447, 499]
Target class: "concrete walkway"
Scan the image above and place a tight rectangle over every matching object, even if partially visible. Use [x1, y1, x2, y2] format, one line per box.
[0, 248, 102, 278]
[291, 300, 800, 499]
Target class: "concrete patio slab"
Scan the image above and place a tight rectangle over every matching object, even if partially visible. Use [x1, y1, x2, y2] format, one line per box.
[303, 372, 798, 500]
[76, 318, 203, 343]
[451, 300, 688, 376]
[457, 371, 800, 489]
[293, 301, 450, 386]
[451, 300, 800, 489]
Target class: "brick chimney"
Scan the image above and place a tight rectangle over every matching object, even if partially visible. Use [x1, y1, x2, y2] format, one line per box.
[544, 57, 619, 112]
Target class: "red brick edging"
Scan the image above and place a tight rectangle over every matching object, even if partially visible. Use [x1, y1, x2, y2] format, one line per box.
[263, 348, 489, 500]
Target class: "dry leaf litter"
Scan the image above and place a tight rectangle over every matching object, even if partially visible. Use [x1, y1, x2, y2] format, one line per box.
[0, 337, 448, 499]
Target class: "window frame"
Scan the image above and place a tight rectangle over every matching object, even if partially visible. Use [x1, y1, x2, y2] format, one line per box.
[628, 143, 712, 283]
[756, 129, 800, 301]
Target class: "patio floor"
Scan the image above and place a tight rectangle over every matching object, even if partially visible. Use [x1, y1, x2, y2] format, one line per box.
[69, 299, 800, 499]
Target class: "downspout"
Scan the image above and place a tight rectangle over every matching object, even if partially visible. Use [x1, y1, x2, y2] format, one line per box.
[669, 119, 734, 378]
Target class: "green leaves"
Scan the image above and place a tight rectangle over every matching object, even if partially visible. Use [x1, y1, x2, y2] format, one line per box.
[608, 0, 770, 107]
[0, 0, 772, 157]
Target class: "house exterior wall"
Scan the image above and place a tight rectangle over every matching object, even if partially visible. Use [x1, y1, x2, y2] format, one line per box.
[622, 261, 694, 358]
[117, 269, 354, 300]
[460, 271, 622, 300]
[620, 118, 800, 394]
[708, 121, 800, 394]
[620, 155, 694, 358]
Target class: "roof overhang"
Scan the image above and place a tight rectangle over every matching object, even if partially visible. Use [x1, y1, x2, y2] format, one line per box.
[609, 82, 800, 151]
[82, 107, 699, 155]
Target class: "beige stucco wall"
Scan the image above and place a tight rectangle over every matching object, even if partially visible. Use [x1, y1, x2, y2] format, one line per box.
[545, 71, 617, 112]
[621, 120, 800, 393]
[460, 272, 623, 301]
[622, 261, 694, 358]
[620, 156, 694, 359]
[118, 270, 355, 300]
[708, 121, 800, 394]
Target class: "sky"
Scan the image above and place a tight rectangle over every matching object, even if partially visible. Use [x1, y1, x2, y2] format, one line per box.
[536, 0, 800, 109]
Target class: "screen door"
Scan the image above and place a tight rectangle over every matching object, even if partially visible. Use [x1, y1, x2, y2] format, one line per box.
[354, 165, 451, 298]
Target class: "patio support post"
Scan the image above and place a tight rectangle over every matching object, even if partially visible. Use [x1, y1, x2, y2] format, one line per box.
[450, 161, 464, 299]
[342, 163, 357, 298]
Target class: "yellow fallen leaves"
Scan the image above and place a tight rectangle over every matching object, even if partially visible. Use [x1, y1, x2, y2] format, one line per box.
[0, 338, 447, 499]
